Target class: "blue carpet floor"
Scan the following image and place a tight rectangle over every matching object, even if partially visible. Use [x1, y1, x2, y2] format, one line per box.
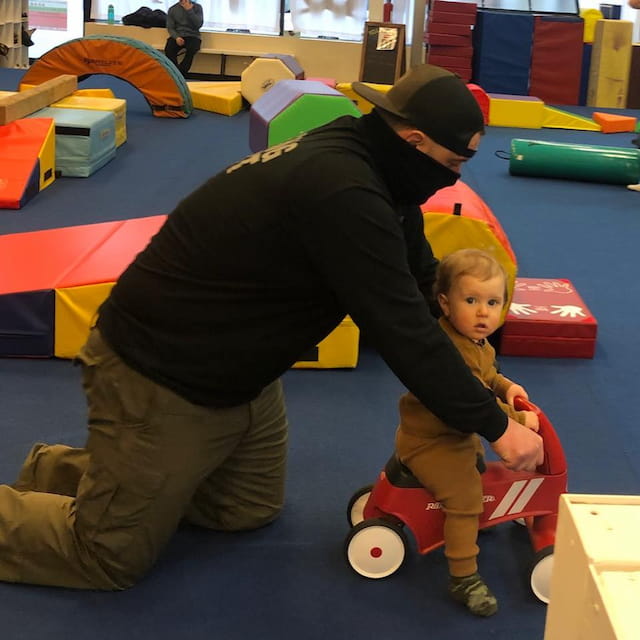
[1, 67, 639, 640]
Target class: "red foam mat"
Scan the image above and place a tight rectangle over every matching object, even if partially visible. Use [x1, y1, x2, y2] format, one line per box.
[529, 17, 584, 106]
[500, 278, 597, 358]
[0, 215, 167, 295]
[0, 118, 53, 209]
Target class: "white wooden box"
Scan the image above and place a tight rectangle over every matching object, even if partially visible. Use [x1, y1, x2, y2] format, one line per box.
[544, 494, 640, 640]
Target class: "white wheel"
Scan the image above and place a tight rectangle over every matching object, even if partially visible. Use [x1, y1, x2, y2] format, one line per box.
[345, 519, 407, 579]
[347, 486, 373, 526]
[530, 546, 554, 603]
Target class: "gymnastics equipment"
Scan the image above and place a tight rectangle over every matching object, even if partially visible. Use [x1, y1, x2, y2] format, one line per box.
[50, 95, 128, 146]
[473, 10, 534, 95]
[628, 44, 640, 109]
[488, 94, 544, 129]
[579, 9, 604, 43]
[27, 107, 117, 178]
[335, 81, 390, 114]
[592, 112, 637, 134]
[187, 81, 243, 116]
[292, 317, 360, 369]
[20, 36, 192, 118]
[0, 117, 56, 209]
[249, 79, 361, 152]
[421, 180, 517, 318]
[500, 278, 597, 359]
[587, 20, 633, 109]
[542, 107, 601, 132]
[529, 15, 583, 107]
[0, 74, 77, 125]
[467, 83, 489, 124]
[306, 77, 337, 88]
[0, 216, 167, 358]
[425, 0, 476, 81]
[240, 54, 304, 105]
[509, 138, 640, 185]
[0, 215, 359, 368]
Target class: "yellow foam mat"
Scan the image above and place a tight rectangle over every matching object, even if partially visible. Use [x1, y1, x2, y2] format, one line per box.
[38, 118, 57, 191]
[336, 82, 391, 114]
[488, 95, 544, 129]
[73, 88, 116, 98]
[49, 95, 128, 147]
[54, 283, 114, 359]
[543, 106, 602, 131]
[293, 316, 360, 369]
[187, 81, 243, 116]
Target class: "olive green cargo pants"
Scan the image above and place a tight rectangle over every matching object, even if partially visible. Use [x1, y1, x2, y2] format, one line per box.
[0, 328, 288, 589]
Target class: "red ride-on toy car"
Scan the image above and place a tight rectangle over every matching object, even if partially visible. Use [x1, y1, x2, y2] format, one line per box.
[345, 398, 567, 603]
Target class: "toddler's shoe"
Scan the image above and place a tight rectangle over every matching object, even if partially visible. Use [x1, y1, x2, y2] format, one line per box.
[449, 572, 498, 617]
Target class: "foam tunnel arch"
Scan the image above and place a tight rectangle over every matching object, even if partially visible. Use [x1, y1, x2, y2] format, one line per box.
[20, 36, 192, 118]
[421, 180, 518, 319]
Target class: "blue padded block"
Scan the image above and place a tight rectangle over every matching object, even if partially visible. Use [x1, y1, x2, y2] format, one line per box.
[29, 107, 117, 178]
[580, 43, 592, 106]
[473, 10, 534, 95]
[0, 290, 55, 357]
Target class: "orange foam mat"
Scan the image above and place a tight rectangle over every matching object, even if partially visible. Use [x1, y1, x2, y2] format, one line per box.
[592, 111, 637, 133]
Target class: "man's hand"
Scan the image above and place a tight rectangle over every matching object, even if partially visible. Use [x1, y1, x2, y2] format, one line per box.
[176, 36, 185, 46]
[490, 417, 543, 471]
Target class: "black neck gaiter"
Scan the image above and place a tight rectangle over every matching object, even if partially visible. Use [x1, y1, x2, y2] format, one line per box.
[357, 110, 459, 205]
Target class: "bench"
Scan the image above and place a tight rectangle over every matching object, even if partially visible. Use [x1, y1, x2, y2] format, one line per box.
[153, 45, 266, 76]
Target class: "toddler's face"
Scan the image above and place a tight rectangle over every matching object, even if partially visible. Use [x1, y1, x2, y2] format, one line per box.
[439, 274, 505, 341]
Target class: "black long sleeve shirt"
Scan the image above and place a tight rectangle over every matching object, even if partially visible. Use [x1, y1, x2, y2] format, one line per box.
[97, 113, 508, 442]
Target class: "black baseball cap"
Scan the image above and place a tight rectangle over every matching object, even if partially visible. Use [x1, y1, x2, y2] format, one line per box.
[352, 64, 484, 158]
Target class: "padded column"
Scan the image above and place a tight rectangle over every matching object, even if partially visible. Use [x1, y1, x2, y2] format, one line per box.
[472, 10, 534, 95]
[529, 16, 584, 106]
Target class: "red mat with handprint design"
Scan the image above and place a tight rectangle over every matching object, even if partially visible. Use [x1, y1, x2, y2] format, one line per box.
[499, 278, 597, 358]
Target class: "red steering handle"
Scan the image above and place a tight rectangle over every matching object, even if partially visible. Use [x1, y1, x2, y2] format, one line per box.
[513, 396, 567, 476]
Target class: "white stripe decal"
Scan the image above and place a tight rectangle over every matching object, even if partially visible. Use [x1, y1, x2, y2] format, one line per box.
[507, 478, 544, 515]
[489, 480, 527, 519]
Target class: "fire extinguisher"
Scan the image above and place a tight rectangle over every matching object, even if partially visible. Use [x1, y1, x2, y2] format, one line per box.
[383, 2, 393, 22]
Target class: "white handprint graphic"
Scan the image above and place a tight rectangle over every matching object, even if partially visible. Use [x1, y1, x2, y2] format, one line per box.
[550, 305, 586, 319]
[509, 303, 536, 316]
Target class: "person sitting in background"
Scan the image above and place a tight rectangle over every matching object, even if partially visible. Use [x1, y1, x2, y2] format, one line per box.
[165, 0, 204, 78]
[395, 249, 539, 617]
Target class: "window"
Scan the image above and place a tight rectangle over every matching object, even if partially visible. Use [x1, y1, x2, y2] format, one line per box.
[90, 0, 281, 35]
